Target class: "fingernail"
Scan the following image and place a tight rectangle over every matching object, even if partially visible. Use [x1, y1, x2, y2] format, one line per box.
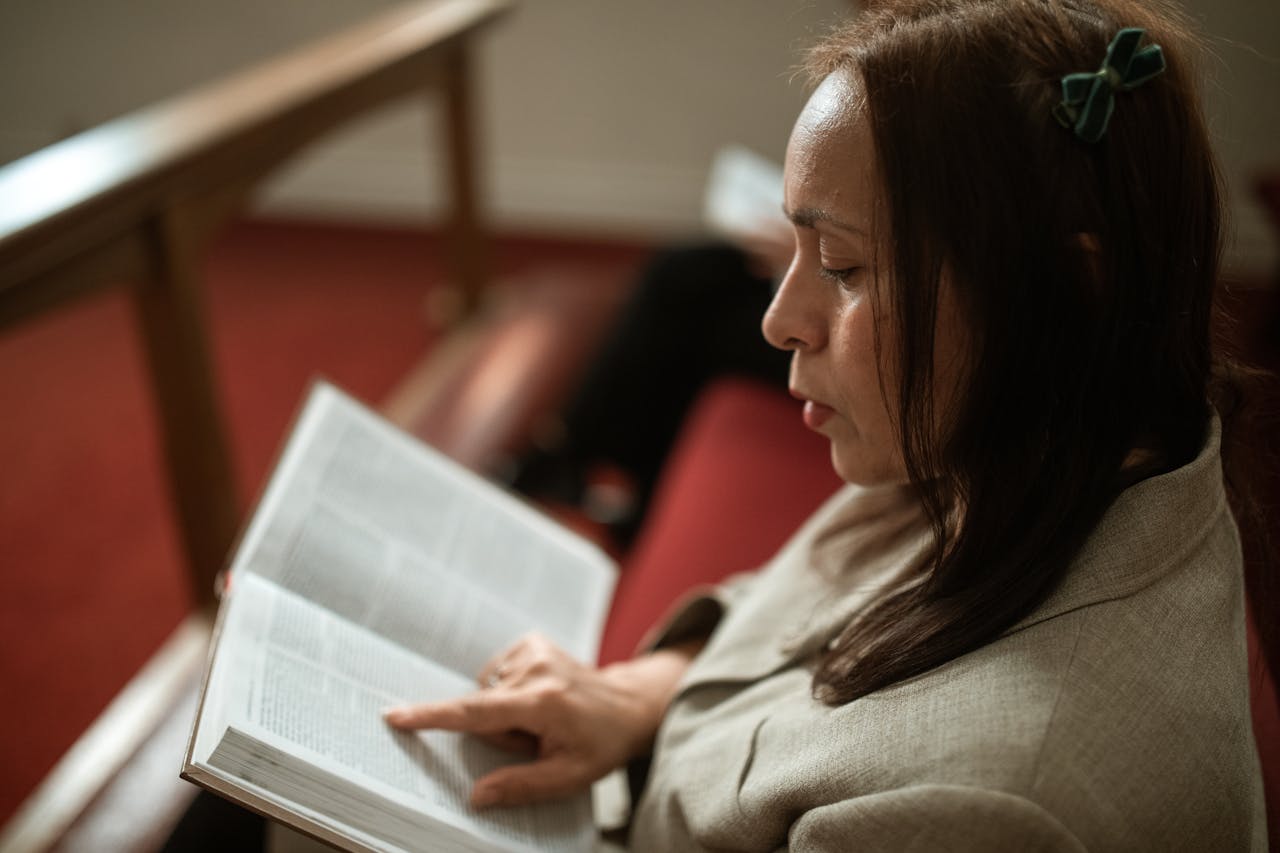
[381, 707, 406, 724]
[471, 785, 500, 808]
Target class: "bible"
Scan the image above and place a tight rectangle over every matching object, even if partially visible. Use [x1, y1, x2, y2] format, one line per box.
[182, 380, 618, 852]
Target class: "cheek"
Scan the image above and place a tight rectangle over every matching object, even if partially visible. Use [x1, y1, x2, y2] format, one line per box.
[831, 300, 884, 412]
[827, 300, 914, 485]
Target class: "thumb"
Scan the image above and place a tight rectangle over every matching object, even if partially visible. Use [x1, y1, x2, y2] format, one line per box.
[470, 755, 587, 808]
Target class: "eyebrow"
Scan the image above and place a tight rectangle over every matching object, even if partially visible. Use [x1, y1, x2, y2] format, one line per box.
[783, 205, 867, 236]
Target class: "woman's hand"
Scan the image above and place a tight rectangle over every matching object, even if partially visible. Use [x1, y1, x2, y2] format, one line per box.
[382, 632, 701, 809]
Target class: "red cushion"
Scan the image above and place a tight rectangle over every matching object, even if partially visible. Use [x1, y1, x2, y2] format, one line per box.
[598, 378, 842, 664]
[1247, 612, 1280, 849]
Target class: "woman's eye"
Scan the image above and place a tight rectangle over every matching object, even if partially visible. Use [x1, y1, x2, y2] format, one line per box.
[819, 266, 861, 286]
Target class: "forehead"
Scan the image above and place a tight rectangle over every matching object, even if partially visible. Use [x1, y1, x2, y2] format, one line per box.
[784, 70, 876, 230]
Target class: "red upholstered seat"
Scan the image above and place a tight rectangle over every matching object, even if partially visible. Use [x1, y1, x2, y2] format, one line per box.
[597, 378, 841, 665]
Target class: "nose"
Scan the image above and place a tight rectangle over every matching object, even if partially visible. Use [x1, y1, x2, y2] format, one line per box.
[762, 256, 823, 352]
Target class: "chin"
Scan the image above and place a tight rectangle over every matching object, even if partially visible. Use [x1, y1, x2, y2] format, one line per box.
[830, 443, 907, 487]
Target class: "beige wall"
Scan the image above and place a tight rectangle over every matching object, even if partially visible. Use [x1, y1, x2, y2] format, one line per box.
[252, 0, 851, 237]
[0, 0, 1275, 272]
[1189, 0, 1280, 277]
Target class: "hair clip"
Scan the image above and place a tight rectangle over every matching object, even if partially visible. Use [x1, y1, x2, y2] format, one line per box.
[1053, 27, 1167, 143]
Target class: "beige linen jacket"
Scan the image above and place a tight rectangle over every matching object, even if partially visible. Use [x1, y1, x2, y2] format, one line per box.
[629, 422, 1267, 851]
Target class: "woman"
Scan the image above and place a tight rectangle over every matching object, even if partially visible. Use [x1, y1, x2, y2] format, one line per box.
[386, 0, 1268, 847]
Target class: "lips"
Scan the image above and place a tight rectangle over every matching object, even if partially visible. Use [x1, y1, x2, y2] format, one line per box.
[791, 387, 835, 431]
[802, 400, 835, 430]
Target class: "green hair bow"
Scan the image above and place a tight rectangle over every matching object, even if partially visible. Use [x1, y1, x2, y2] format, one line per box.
[1053, 27, 1167, 143]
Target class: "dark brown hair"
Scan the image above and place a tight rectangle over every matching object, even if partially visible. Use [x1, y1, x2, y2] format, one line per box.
[805, 0, 1234, 704]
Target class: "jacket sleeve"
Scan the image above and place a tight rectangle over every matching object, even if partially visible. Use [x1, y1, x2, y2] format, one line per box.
[786, 785, 1087, 853]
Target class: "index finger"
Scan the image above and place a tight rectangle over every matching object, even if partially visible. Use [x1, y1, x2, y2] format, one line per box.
[382, 690, 540, 734]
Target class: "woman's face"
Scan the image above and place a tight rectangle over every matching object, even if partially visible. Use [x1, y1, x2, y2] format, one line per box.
[763, 70, 964, 486]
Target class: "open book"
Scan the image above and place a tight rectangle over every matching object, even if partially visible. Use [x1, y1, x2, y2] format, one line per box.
[182, 381, 618, 852]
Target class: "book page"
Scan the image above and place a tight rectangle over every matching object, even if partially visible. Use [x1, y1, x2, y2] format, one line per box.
[200, 573, 594, 852]
[190, 382, 616, 849]
[230, 382, 617, 674]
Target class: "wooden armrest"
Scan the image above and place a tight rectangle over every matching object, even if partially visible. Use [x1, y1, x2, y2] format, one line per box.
[0, 0, 510, 328]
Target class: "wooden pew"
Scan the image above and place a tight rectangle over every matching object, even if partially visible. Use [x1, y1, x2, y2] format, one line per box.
[0, 3, 511, 848]
[0, 0, 511, 614]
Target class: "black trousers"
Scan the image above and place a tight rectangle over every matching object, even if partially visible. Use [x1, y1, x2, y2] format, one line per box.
[542, 242, 789, 510]
[161, 790, 266, 852]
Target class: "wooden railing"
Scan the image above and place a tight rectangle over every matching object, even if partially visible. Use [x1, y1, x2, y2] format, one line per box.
[0, 0, 512, 612]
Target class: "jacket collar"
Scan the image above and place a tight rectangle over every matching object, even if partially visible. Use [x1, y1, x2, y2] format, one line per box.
[1005, 416, 1231, 635]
